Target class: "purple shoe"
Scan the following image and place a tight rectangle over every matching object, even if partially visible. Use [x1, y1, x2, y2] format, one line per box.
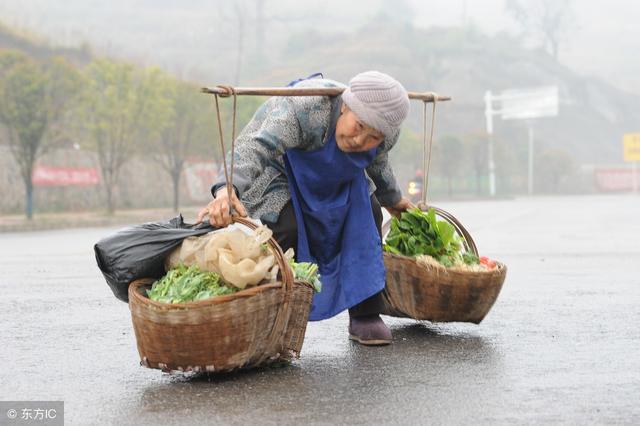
[349, 314, 392, 346]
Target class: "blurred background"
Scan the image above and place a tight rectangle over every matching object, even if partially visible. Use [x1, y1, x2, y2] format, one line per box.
[1, 0, 638, 219]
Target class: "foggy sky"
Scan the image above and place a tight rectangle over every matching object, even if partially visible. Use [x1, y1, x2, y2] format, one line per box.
[0, 0, 638, 94]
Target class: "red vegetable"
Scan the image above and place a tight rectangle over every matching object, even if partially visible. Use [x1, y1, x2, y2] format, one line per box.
[479, 256, 496, 269]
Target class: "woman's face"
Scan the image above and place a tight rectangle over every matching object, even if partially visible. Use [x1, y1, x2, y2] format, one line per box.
[335, 104, 385, 153]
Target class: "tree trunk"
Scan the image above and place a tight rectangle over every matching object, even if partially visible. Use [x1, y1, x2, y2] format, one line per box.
[25, 178, 34, 220]
[549, 37, 559, 61]
[172, 170, 181, 213]
[254, 0, 266, 69]
[234, 4, 245, 85]
[105, 183, 115, 215]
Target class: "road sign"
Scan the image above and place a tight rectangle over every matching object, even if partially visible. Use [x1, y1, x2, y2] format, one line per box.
[499, 86, 559, 120]
[623, 133, 640, 162]
[484, 86, 559, 196]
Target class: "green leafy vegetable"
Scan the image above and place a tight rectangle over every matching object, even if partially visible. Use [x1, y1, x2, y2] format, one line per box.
[289, 260, 322, 293]
[383, 207, 479, 267]
[462, 251, 480, 265]
[147, 264, 238, 303]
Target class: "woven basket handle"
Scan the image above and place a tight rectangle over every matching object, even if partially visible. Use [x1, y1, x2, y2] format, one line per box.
[381, 205, 478, 256]
[231, 216, 294, 356]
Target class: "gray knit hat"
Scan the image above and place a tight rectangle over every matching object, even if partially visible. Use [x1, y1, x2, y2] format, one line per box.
[341, 71, 410, 141]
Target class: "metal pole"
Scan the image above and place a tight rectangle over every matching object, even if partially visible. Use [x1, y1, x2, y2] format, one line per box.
[528, 121, 534, 196]
[484, 91, 496, 196]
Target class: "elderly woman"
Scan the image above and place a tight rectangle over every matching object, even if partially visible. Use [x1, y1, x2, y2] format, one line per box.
[198, 71, 412, 345]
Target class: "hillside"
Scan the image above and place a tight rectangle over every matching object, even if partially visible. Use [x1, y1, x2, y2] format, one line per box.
[262, 21, 639, 166]
[2, 15, 637, 167]
[0, 21, 91, 65]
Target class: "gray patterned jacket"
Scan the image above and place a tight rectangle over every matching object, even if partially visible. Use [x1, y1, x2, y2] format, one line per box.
[211, 78, 402, 224]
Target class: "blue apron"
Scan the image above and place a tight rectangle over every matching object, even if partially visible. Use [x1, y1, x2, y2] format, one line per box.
[284, 133, 386, 321]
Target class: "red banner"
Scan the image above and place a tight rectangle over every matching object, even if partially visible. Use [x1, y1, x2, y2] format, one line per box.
[32, 166, 100, 187]
[183, 161, 221, 202]
[594, 168, 637, 191]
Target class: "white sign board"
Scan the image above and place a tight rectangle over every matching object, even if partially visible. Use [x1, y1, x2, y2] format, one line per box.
[499, 86, 559, 120]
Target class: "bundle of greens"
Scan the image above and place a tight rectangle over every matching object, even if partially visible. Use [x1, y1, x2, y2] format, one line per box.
[383, 207, 480, 268]
[147, 264, 238, 303]
[289, 259, 322, 293]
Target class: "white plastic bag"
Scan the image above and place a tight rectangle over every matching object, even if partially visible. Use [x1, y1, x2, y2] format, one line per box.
[166, 224, 277, 289]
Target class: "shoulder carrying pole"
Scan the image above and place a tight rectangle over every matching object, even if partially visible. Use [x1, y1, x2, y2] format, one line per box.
[202, 86, 450, 102]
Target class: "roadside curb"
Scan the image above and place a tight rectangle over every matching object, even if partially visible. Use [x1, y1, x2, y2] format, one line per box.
[0, 208, 202, 233]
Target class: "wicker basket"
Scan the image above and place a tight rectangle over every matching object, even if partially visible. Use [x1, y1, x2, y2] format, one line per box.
[128, 217, 314, 373]
[381, 206, 507, 324]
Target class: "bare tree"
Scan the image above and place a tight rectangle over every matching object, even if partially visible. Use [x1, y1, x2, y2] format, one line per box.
[254, 0, 267, 67]
[232, 2, 246, 85]
[213, 0, 274, 83]
[505, 0, 574, 61]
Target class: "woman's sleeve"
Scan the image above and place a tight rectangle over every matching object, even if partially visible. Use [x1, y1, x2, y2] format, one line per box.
[366, 132, 403, 207]
[211, 96, 304, 197]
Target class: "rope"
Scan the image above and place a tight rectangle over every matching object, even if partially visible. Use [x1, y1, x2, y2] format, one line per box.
[212, 93, 229, 189]
[421, 94, 438, 207]
[210, 88, 293, 362]
[212, 85, 238, 210]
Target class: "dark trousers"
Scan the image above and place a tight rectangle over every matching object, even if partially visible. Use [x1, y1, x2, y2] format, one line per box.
[268, 195, 386, 318]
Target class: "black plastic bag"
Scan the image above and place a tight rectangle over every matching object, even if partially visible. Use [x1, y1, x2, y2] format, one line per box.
[94, 215, 215, 302]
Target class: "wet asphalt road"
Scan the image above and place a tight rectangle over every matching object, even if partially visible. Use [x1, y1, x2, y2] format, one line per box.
[1, 194, 639, 425]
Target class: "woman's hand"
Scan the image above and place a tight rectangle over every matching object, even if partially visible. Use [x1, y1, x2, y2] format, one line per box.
[384, 196, 414, 218]
[197, 188, 248, 227]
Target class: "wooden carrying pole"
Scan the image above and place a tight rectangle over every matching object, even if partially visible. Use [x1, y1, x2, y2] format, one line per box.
[202, 86, 451, 103]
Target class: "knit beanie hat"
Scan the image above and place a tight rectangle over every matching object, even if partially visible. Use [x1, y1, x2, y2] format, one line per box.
[341, 71, 410, 141]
